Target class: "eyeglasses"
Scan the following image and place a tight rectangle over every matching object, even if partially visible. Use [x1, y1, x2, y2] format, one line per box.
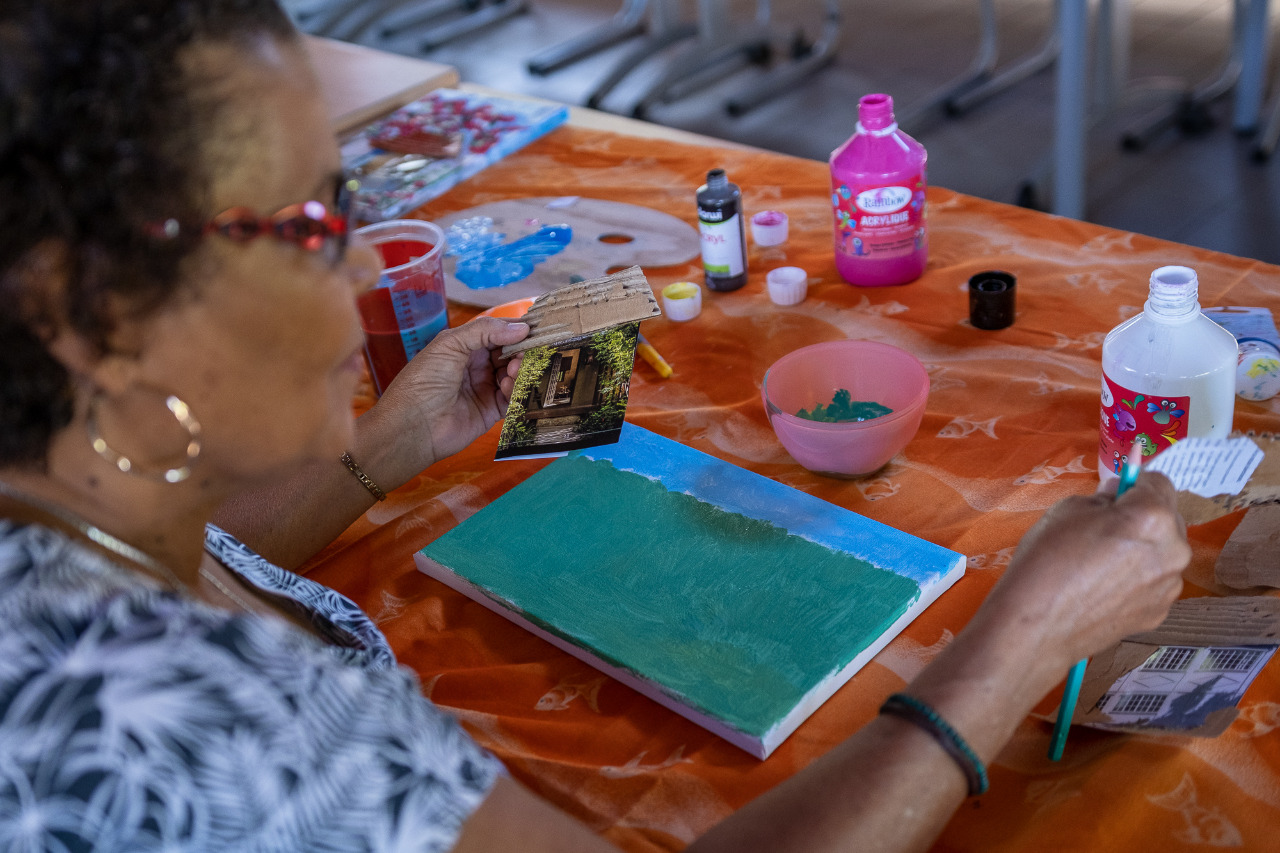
[148, 176, 361, 266]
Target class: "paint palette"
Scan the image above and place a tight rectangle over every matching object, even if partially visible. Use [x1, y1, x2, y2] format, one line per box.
[436, 197, 701, 308]
[417, 424, 966, 758]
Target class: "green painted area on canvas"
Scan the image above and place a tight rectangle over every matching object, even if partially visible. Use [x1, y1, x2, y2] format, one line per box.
[422, 454, 921, 738]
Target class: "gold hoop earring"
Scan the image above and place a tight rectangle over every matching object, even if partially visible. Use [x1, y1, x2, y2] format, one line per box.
[86, 393, 202, 484]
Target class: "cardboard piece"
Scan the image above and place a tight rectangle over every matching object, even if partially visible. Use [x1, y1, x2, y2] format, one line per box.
[1070, 597, 1280, 737]
[1216, 505, 1280, 589]
[1165, 432, 1280, 589]
[500, 266, 660, 358]
[1177, 432, 1280, 525]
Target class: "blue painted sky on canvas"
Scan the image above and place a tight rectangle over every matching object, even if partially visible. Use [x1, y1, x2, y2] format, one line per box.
[576, 424, 960, 585]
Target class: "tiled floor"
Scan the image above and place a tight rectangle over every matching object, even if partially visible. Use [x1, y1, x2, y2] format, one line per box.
[295, 0, 1280, 265]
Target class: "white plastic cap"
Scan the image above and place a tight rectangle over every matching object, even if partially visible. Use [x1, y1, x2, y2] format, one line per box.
[766, 266, 808, 306]
[661, 281, 702, 322]
[751, 211, 789, 247]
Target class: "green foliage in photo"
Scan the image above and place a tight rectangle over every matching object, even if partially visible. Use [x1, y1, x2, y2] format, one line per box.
[499, 345, 553, 447]
[589, 322, 640, 377]
[576, 399, 627, 436]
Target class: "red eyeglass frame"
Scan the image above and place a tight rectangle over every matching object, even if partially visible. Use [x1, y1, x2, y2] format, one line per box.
[148, 176, 360, 265]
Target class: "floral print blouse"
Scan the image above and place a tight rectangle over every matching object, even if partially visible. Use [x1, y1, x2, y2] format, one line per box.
[0, 520, 502, 852]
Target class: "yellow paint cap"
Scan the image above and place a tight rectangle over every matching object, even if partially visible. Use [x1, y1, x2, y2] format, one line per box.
[661, 281, 702, 322]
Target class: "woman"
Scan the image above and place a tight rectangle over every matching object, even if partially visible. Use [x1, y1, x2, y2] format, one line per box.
[0, 1, 1191, 850]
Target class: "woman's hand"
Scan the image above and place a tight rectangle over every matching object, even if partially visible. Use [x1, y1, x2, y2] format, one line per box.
[362, 317, 529, 483]
[975, 471, 1191, 675]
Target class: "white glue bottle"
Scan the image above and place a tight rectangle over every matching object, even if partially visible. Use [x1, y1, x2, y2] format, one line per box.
[1098, 265, 1236, 480]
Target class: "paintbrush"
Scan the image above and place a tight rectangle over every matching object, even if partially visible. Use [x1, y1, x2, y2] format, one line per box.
[636, 333, 673, 379]
[1048, 441, 1142, 761]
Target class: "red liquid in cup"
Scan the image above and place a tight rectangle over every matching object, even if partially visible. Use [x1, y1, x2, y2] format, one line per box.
[358, 239, 448, 395]
[378, 239, 430, 269]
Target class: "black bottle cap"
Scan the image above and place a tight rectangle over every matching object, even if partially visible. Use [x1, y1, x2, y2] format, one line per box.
[968, 271, 1016, 330]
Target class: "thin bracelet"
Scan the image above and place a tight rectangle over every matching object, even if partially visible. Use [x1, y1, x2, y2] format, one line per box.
[340, 451, 387, 501]
[879, 693, 989, 796]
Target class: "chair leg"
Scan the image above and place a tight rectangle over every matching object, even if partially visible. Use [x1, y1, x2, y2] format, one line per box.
[896, 0, 999, 128]
[418, 0, 530, 51]
[947, 0, 1061, 116]
[1252, 73, 1280, 161]
[1232, 0, 1270, 133]
[583, 21, 700, 110]
[327, 0, 447, 40]
[1118, 0, 1247, 150]
[630, 33, 769, 119]
[723, 1, 839, 117]
[527, 0, 649, 76]
[308, 0, 412, 37]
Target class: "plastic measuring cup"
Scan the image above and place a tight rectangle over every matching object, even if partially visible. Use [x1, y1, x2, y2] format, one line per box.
[354, 219, 448, 395]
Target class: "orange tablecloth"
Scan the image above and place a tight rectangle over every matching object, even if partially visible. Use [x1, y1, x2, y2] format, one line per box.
[304, 127, 1280, 851]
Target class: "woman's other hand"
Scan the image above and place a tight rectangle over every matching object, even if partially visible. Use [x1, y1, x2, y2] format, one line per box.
[363, 317, 529, 481]
[977, 471, 1191, 675]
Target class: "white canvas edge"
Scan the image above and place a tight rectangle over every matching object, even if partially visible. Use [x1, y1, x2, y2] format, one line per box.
[414, 550, 967, 760]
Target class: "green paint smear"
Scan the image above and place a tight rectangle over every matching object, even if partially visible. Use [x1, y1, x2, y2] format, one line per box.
[796, 388, 892, 423]
[423, 454, 921, 739]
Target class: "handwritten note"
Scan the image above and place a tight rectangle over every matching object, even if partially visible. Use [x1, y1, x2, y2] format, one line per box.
[1146, 437, 1264, 497]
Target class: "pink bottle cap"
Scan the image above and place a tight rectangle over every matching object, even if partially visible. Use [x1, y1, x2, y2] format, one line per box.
[858, 94, 896, 131]
[750, 210, 789, 247]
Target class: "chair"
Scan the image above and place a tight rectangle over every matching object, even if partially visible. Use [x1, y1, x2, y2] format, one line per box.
[283, 0, 527, 49]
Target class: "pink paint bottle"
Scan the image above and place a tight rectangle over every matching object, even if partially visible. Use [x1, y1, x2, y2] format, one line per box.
[829, 93, 928, 286]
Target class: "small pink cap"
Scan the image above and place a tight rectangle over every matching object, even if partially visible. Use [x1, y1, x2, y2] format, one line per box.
[750, 210, 789, 247]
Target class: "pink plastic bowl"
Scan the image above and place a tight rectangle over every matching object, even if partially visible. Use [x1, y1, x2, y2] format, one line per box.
[762, 340, 930, 478]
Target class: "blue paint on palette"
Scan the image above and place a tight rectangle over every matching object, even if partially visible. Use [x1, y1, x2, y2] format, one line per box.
[449, 224, 572, 289]
[577, 424, 947, 585]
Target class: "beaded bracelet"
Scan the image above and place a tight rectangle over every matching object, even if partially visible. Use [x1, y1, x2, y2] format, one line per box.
[879, 693, 989, 797]
[340, 452, 387, 502]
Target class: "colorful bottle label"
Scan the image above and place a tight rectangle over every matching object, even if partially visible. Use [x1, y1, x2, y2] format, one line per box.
[1098, 374, 1190, 473]
[699, 213, 745, 276]
[831, 176, 926, 261]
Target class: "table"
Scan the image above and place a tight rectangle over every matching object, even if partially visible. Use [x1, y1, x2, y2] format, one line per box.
[301, 124, 1280, 851]
[302, 34, 458, 135]
[457, 82, 756, 150]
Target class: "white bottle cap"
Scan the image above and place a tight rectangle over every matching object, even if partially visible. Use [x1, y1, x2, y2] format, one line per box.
[766, 266, 808, 305]
[751, 210, 789, 247]
[661, 281, 702, 322]
[1237, 339, 1280, 401]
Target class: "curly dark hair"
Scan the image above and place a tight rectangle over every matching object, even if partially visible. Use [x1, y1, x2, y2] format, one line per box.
[0, 0, 297, 469]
